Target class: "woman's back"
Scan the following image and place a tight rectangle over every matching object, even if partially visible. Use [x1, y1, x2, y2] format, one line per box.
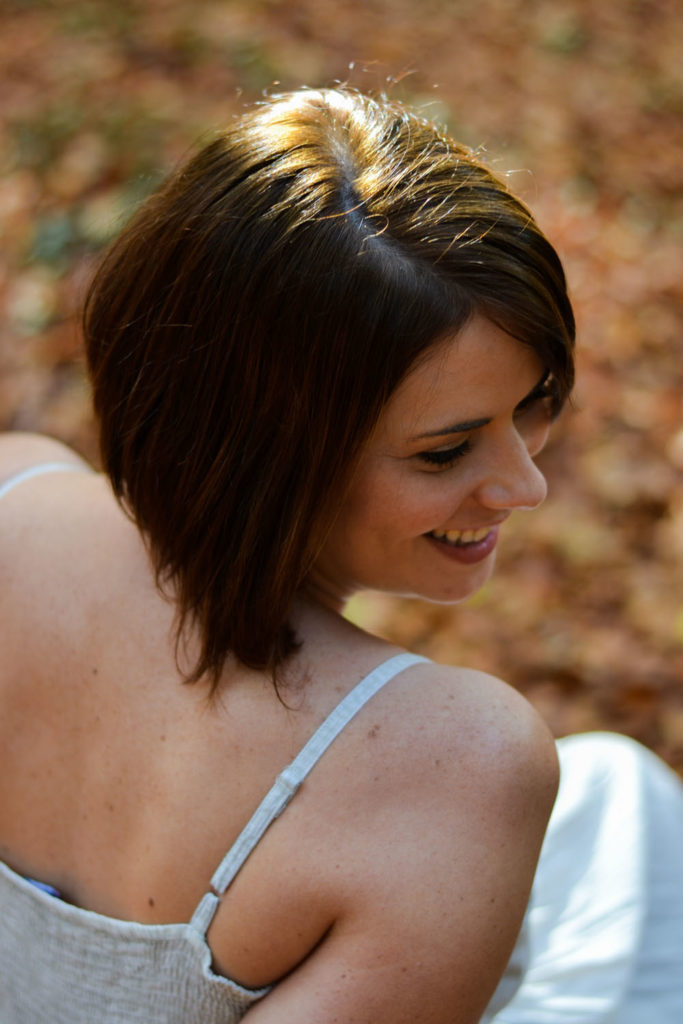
[0, 451, 557, 1022]
[0, 465, 400, 971]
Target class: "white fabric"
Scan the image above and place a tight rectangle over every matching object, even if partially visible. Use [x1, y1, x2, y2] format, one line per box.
[492, 732, 683, 1023]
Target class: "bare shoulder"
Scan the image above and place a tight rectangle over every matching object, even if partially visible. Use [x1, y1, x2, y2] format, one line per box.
[342, 658, 560, 887]
[0, 431, 93, 488]
[436, 660, 558, 788]
[0, 432, 111, 563]
[297, 634, 559, 840]
[0, 433, 145, 667]
[0, 432, 94, 582]
[352, 657, 559, 812]
[312, 653, 559, 898]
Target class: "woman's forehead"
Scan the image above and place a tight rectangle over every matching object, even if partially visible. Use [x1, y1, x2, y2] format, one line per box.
[380, 316, 544, 439]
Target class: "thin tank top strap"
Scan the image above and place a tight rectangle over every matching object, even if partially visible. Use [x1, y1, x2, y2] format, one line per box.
[0, 462, 90, 502]
[189, 651, 429, 936]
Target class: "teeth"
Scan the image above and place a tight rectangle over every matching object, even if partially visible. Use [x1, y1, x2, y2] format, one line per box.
[430, 527, 491, 545]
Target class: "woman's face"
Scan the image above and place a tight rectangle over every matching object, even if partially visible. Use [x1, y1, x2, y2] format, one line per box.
[308, 314, 556, 612]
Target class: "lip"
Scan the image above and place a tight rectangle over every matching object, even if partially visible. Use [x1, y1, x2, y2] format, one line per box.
[425, 525, 500, 564]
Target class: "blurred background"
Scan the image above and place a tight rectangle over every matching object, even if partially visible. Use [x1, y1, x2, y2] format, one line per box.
[1, 0, 681, 770]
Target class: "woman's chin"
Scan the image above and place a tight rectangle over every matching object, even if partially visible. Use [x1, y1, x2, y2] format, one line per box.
[382, 555, 498, 607]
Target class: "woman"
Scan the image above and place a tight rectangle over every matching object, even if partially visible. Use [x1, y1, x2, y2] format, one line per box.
[0, 88, 680, 1023]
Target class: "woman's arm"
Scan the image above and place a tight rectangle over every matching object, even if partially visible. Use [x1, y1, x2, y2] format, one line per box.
[243, 668, 559, 1024]
[0, 432, 93, 490]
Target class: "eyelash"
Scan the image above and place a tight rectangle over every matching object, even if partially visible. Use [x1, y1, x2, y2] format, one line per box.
[515, 378, 559, 418]
[418, 439, 473, 468]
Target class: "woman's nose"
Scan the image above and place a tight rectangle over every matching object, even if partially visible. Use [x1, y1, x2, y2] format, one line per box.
[475, 434, 548, 512]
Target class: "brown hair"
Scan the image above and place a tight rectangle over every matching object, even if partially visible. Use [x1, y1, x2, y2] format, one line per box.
[83, 88, 575, 692]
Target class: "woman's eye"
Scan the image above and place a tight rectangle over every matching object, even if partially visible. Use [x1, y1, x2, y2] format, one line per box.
[515, 374, 561, 421]
[417, 439, 473, 469]
[515, 390, 553, 418]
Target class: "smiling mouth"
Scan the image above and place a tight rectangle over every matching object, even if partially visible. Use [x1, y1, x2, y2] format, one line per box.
[428, 527, 492, 547]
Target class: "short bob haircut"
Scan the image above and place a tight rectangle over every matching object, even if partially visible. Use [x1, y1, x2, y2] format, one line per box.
[84, 87, 575, 692]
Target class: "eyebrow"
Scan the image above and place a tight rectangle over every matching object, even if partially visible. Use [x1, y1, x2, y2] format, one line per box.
[411, 370, 550, 441]
[412, 416, 491, 441]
